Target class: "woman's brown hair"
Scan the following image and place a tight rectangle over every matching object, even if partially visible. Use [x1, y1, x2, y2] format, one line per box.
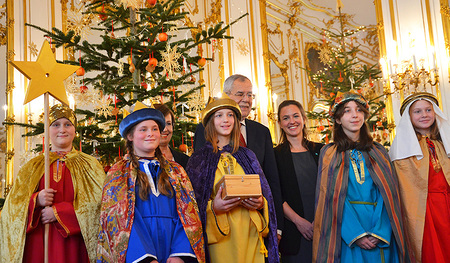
[204, 108, 240, 154]
[332, 100, 373, 152]
[126, 125, 173, 199]
[277, 100, 308, 149]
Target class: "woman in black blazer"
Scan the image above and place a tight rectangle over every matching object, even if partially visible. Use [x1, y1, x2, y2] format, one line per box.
[274, 100, 323, 263]
[154, 103, 190, 168]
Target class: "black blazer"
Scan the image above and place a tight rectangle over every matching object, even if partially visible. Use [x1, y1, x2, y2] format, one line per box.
[170, 147, 189, 169]
[274, 140, 323, 255]
[193, 119, 285, 231]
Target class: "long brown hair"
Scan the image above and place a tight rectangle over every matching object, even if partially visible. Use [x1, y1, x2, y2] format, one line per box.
[204, 108, 240, 153]
[126, 125, 173, 199]
[333, 100, 373, 152]
[277, 100, 308, 148]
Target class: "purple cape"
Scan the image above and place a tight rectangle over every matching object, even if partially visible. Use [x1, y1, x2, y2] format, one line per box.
[186, 142, 279, 263]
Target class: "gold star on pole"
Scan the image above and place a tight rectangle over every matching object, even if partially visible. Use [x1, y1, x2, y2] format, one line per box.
[9, 40, 80, 105]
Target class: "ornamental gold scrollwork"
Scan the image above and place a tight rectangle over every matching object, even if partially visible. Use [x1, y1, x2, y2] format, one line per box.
[267, 111, 277, 122]
[441, 5, 450, 18]
[6, 49, 15, 62]
[267, 22, 285, 56]
[6, 82, 14, 94]
[269, 51, 290, 98]
[4, 115, 15, 124]
[5, 149, 14, 161]
[204, 0, 222, 25]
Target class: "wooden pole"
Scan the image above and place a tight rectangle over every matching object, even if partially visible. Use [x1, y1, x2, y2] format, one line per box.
[44, 93, 50, 263]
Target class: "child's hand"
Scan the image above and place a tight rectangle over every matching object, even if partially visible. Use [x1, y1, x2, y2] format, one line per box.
[37, 189, 57, 207]
[212, 186, 241, 214]
[41, 207, 56, 224]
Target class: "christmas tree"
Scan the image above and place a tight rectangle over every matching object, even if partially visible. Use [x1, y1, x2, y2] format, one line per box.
[306, 9, 389, 146]
[11, 0, 245, 165]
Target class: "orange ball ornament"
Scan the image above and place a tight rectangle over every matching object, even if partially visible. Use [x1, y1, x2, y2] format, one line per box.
[158, 32, 168, 42]
[80, 85, 88, 93]
[179, 144, 188, 153]
[76, 67, 85, 76]
[147, 0, 157, 6]
[149, 58, 158, 67]
[198, 57, 206, 67]
[96, 6, 107, 21]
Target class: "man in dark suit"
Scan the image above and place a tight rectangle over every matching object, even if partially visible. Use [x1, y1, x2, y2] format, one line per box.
[193, 74, 284, 241]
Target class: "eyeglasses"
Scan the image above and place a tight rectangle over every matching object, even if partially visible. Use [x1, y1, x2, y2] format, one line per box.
[229, 92, 255, 99]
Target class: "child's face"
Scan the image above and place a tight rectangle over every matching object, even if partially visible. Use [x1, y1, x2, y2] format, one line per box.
[213, 108, 235, 139]
[50, 118, 75, 151]
[409, 100, 436, 135]
[336, 101, 365, 141]
[128, 120, 160, 157]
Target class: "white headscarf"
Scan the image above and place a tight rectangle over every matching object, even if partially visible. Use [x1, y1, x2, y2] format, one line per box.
[389, 98, 450, 161]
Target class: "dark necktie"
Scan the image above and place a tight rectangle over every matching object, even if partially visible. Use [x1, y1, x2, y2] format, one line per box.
[147, 160, 161, 188]
[239, 132, 247, 147]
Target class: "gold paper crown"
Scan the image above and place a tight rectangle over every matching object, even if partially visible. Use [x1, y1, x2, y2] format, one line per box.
[400, 92, 439, 115]
[49, 104, 77, 127]
[201, 93, 242, 126]
[123, 101, 154, 118]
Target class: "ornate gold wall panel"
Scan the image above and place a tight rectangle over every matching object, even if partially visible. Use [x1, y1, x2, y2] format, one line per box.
[440, 0, 450, 79]
[5, 0, 14, 197]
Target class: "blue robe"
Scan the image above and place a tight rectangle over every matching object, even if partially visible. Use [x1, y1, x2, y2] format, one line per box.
[340, 149, 399, 263]
[125, 159, 195, 263]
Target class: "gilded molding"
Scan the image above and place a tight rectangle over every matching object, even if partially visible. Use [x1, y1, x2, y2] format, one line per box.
[203, 0, 222, 25]
[6, 49, 14, 61]
[5, 149, 14, 161]
[6, 82, 14, 93]
[442, 5, 450, 17]
[440, 0, 450, 81]
[6, 0, 15, 193]
[4, 116, 15, 123]
[0, 4, 5, 45]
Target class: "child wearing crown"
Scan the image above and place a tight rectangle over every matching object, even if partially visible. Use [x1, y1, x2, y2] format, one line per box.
[313, 92, 411, 263]
[96, 102, 205, 263]
[186, 95, 279, 263]
[0, 104, 105, 263]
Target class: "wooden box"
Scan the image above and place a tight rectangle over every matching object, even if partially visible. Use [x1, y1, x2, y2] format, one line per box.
[216, 174, 262, 200]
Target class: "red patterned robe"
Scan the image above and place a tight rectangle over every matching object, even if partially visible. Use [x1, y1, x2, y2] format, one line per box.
[24, 158, 89, 263]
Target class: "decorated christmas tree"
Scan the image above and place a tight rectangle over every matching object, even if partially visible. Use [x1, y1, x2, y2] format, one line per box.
[12, 0, 244, 165]
[306, 9, 389, 146]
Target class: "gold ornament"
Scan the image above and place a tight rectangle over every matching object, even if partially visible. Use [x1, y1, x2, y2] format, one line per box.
[9, 41, 79, 105]
[159, 44, 182, 79]
[67, 7, 93, 39]
[28, 41, 38, 57]
[95, 96, 114, 118]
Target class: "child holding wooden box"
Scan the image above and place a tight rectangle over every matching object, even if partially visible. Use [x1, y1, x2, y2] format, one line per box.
[186, 94, 279, 263]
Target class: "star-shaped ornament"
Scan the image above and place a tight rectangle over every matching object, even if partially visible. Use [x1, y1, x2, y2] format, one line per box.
[10, 40, 80, 105]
